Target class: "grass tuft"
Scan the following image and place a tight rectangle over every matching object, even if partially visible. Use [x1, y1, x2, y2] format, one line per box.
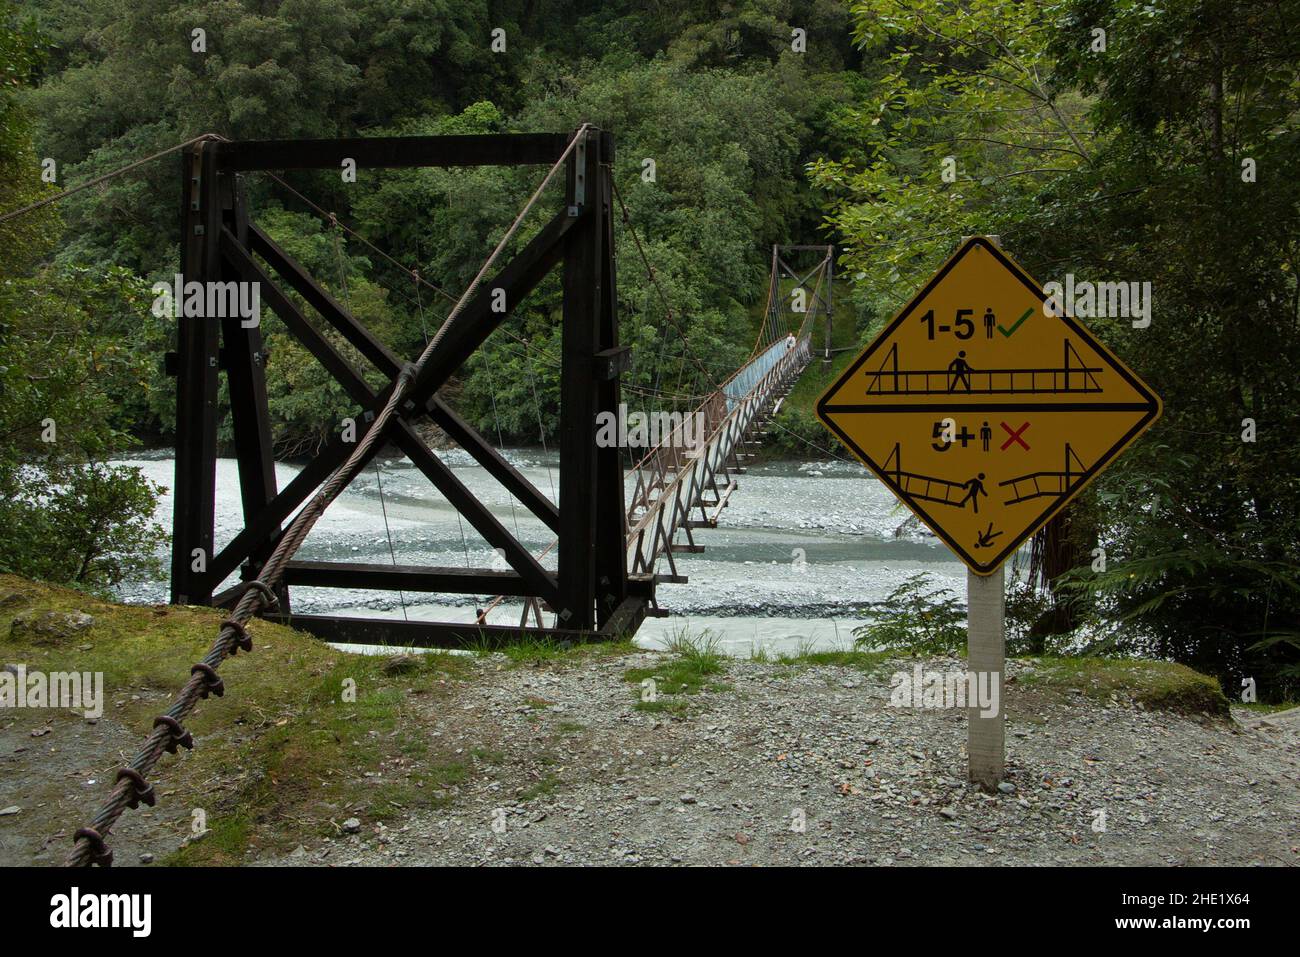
[624, 628, 730, 713]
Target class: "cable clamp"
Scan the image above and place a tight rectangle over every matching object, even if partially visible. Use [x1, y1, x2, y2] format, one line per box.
[221, 618, 253, 655]
[191, 662, 225, 700]
[154, 715, 194, 754]
[115, 767, 157, 810]
[244, 579, 279, 609]
[74, 827, 113, 867]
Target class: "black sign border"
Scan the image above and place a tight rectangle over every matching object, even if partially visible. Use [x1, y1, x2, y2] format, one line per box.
[815, 237, 1162, 575]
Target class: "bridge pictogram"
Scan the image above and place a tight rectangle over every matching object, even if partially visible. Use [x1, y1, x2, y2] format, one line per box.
[999, 444, 1089, 505]
[863, 340, 1103, 396]
[881, 443, 987, 512]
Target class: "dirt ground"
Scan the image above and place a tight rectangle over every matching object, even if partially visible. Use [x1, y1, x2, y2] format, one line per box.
[7, 643, 1296, 867]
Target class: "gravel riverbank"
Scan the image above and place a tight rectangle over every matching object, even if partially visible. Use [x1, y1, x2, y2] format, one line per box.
[258, 652, 1299, 867]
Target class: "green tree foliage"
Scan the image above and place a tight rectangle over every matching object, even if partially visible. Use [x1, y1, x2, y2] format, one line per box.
[0, 261, 167, 594]
[822, 0, 1300, 698]
[0, 2, 56, 272]
[18, 1, 865, 447]
[1045, 0, 1300, 698]
[0, 5, 164, 594]
[810, 0, 1094, 317]
[0, 262, 166, 594]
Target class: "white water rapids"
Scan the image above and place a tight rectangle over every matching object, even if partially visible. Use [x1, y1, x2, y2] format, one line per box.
[113, 450, 969, 657]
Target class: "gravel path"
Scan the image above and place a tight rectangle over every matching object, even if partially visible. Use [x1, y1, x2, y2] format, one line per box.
[262, 653, 1300, 867]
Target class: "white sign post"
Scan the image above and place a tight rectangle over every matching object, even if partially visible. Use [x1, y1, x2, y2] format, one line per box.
[966, 564, 1005, 789]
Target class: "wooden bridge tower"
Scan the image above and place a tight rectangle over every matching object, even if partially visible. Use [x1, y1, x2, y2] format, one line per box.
[167, 129, 645, 646]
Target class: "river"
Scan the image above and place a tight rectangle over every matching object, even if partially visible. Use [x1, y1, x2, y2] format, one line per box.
[113, 451, 967, 656]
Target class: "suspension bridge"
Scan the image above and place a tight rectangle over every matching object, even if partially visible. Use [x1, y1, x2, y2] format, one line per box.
[4, 127, 830, 865]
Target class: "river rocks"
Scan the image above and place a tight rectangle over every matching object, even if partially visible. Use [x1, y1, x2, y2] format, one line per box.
[8, 610, 94, 644]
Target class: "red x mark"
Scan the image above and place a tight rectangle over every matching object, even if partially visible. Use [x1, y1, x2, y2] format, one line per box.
[1000, 421, 1030, 451]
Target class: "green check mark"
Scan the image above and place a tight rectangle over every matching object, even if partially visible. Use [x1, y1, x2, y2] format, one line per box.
[998, 307, 1034, 338]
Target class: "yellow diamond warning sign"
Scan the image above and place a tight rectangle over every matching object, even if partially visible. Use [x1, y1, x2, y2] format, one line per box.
[816, 237, 1162, 575]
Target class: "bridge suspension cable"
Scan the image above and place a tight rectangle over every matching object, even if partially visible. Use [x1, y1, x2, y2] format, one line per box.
[0, 132, 229, 225]
[262, 169, 460, 306]
[611, 179, 720, 392]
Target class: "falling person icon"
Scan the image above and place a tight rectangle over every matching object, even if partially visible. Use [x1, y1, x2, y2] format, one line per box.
[948, 351, 973, 392]
[975, 523, 1004, 548]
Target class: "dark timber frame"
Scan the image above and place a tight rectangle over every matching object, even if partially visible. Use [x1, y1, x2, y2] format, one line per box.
[169, 128, 645, 647]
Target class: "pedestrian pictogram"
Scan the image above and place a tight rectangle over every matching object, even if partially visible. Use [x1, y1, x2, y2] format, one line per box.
[816, 237, 1161, 574]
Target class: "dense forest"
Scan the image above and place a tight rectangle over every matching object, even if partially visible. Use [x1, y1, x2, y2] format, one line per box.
[1, 0, 1297, 699]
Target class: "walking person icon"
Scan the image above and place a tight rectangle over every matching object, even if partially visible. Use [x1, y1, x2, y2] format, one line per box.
[980, 420, 992, 452]
[983, 308, 996, 339]
[948, 351, 973, 392]
[959, 473, 987, 513]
